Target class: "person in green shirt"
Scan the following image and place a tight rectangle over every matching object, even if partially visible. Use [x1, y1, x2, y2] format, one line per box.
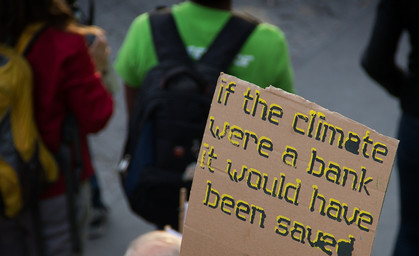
[115, 0, 295, 115]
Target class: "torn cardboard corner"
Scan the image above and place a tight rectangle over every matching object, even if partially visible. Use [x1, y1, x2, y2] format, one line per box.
[180, 73, 399, 256]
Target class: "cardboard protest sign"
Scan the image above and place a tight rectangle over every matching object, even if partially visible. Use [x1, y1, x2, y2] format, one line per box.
[180, 73, 398, 256]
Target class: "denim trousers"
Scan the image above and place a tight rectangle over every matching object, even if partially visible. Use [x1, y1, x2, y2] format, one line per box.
[393, 112, 419, 255]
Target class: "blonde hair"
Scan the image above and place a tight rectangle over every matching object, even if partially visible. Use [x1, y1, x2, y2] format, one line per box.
[124, 231, 182, 256]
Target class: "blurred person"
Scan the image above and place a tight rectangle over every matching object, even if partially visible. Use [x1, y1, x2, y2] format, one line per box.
[361, 0, 419, 255]
[64, 15, 116, 239]
[67, 0, 119, 240]
[0, 0, 113, 255]
[114, 0, 295, 230]
[124, 230, 182, 256]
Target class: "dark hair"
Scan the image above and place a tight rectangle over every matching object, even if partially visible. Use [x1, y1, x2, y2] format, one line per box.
[0, 0, 74, 45]
[191, 0, 231, 10]
[192, 0, 229, 4]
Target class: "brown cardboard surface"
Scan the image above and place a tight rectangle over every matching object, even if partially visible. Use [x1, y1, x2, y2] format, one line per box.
[180, 73, 399, 256]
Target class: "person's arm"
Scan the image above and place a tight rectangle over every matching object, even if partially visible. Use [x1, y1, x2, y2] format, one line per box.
[361, 0, 407, 97]
[81, 26, 110, 74]
[84, 26, 120, 94]
[114, 14, 154, 117]
[124, 83, 140, 116]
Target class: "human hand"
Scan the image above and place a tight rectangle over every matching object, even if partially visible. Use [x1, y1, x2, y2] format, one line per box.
[87, 28, 110, 73]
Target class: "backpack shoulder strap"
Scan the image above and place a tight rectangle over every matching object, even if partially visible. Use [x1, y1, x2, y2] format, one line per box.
[149, 8, 258, 69]
[199, 12, 259, 71]
[15, 23, 47, 56]
[148, 8, 191, 63]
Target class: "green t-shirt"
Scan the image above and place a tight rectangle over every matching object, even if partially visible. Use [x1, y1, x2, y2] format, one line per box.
[114, 1, 295, 93]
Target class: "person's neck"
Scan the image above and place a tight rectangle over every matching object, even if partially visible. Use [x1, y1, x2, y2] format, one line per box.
[191, 0, 231, 11]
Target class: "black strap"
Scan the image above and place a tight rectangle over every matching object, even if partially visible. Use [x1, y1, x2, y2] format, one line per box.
[149, 8, 192, 64]
[57, 114, 83, 254]
[149, 8, 259, 70]
[199, 13, 258, 71]
[22, 24, 48, 57]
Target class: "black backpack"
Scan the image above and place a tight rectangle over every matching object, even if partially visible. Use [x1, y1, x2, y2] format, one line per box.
[118, 8, 258, 230]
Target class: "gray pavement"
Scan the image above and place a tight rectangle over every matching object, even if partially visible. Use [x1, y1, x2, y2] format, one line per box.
[85, 0, 403, 255]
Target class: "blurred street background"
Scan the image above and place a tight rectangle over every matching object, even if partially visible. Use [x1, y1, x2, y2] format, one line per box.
[83, 0, 404, 255]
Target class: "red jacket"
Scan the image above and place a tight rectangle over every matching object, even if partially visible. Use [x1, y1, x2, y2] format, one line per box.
[26, 26, 114, 198]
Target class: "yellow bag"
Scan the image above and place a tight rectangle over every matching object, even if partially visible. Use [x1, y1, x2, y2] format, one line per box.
[0, 24, 58, 218]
